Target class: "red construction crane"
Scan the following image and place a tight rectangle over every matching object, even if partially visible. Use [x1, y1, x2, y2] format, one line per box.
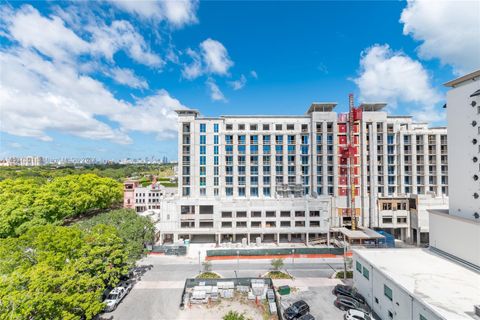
[339, 94, 362, 230]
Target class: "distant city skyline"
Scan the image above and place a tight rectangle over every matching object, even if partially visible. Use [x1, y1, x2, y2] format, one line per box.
[1, 1, 479, 159]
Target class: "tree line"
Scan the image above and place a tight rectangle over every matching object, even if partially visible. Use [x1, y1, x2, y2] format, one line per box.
[0, 173, 155, 319]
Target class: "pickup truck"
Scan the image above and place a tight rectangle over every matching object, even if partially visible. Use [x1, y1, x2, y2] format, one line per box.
[104, 286, 129, 312]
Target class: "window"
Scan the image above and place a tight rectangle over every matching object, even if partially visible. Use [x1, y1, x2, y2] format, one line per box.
[200, 123, 206, 132]
[238, 124, 245, 130]
[200, 146, 206, 154]
[362, 267, 369, 280]
[419, 315, 427, 320]
[287, 124, 294, 130]
[226, 124, 233, 130]
[200, 156, 206, 165]
[214, 135, 219, 144]
[200, 135, 206, 144]
[214, 146, 219, 155]
[250, 124, 257, 130]
[388, 311, 393, 319]
[275, 124, 282, 131]
[263, 124, 270, 130]
[384, 284, 393, 301]
[356, 261, 362, 272]
[214, 123, 219, 132]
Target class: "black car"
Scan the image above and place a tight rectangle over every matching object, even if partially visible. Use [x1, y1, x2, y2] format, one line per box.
[333, 284, 366, 304]
[298, 314, 315, 320]
[334, 296, 369, 313]
[283, 300, 310, 320]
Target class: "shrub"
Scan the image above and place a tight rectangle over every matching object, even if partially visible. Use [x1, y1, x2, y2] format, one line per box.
[270, 258, 284, 271]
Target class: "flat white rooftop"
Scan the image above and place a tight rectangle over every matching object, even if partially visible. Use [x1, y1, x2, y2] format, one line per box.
[354, 248, 480, 320]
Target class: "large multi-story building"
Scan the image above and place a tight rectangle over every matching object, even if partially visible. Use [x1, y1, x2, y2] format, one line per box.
[153, 101, 448, 243]
[353, 70, 480, 320]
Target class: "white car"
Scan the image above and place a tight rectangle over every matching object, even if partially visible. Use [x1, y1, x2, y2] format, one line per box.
[103, 287, 128, 312]
[344, 309, 372, 320]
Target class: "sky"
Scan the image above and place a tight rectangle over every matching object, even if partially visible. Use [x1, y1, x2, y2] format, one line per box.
[0, 0, 479, 161]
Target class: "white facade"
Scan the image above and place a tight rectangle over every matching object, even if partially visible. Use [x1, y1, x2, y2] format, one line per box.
[444, 70, 480, 220]
[353, 248, 480, 320]
[168, 103, 448, 242]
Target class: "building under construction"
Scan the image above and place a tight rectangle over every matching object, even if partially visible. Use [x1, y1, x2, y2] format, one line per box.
[143, 95, 448, 244]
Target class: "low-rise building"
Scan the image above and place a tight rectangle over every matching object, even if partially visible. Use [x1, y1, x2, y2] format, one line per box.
[353, 248, 480, 320]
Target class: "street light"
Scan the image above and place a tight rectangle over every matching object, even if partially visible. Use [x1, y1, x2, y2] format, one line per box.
[236, 250, 240, 276]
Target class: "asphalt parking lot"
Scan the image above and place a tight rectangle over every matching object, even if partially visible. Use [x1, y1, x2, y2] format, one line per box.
[276, 279, 347, 320]
[101, 254, 346, 320]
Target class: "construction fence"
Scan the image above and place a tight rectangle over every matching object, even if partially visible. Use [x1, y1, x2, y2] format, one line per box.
[206, 247, 345, 257]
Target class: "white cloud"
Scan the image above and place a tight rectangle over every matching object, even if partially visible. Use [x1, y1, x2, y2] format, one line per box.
[181, 38, 234, 79]
[250, 70, 258, 79]
[1, 5, 163, 68]
[206, 78, 226, 102]
[228, 74, 247, 90]
[353, 44, 443, 122]
[108, 67, 148, 89]
[200, 38, 233, 75]
[2, 5, 89, 63]
[108, 0, 198, 28]
[89, 20, 163, 67]
[182, 48, 203, 79]
[0, 48, 185, 143]
[0, 3, 188, 144]
[400, 0, 480, 75]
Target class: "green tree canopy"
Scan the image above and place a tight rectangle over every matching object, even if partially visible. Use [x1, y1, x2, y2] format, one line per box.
[77, 209, 155, 263]
[0, 174, 122, 238]
[0, 224, 130, 319]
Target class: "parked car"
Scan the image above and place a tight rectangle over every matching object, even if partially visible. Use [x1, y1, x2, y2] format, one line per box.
[333, 284, 366, 304]
[283, 300, 310, 320]
[298, 314, 315, 320]
[103, 286, 129, 312]
[118, 280, 134, 292]
[334, 296, 369, 313]
[344, 309, 372, 320]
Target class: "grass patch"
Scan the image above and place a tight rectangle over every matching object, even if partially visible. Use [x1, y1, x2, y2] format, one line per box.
[265, 271, 293, 279]
[335, 271, 353, 279]
[196, 272, 221, 279]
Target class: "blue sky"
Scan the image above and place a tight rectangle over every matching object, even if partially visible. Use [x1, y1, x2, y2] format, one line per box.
[1, 1, 479, 160]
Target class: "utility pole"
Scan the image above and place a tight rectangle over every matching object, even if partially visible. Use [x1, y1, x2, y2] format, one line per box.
[198, 251, 201, 274]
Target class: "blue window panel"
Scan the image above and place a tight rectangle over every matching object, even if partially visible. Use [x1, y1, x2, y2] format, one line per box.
[316, 134, 322, 143]
[251, 135, 258, 144]
[214, 123, 219, 132]
[214, 135, 219, 144]
[226, 187, 233, 196]
[200, 123, 206, 132]
[226, 145, 233, 154]
[263, 187, 271, 197]
[214, 146, 219, 155]
[250, 145, 258, 154]
[263, 145, 271, 153]
[200, 156, 206, 165]
[263, 136, 271, 144]
[301, 146, 309, 155]
[238, 145, 246, 154]
[250, 187, 258, 197]
[200, 146, 206, 154]
[276, 145, 283, 154]
[200, 135, 206, 144]
[214, 156, 219, 165]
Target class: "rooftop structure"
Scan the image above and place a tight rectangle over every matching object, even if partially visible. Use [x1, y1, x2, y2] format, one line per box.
[353, 248, 480, 320]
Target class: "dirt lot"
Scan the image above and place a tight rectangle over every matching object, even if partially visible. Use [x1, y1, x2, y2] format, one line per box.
[178, 293, 278, 320]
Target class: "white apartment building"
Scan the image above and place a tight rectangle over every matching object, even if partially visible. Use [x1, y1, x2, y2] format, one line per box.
[353, 70, 480, 320]
[123, 180, 176, 213]
[152, 102, 448, 243]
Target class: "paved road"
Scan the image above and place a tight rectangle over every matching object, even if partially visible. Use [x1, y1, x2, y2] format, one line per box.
[104, 256, 344, 320]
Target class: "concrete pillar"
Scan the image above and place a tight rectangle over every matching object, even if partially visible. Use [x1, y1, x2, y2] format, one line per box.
[173, 233, 179, 243]
[288, 234, 292, 242]
[247, 233, 250, 245]
[417, 227, 421, 246]
[233, 234, 237, 242]
[305, 233, 309, 246]
[276, 233, 280, 245]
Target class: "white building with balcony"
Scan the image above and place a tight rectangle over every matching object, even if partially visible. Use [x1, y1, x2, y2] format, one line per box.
[152, 100, 448, 244]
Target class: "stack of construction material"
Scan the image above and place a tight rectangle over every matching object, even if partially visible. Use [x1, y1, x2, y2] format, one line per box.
[269, 301, 277, 314]
[266, 289, 275, 302]
[191, 290, 207, 304]
[210, 286, 219, 301]
[250, 279, 268, 299]
[236, 285, 249, 293]
[217, 281, 235, 299]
